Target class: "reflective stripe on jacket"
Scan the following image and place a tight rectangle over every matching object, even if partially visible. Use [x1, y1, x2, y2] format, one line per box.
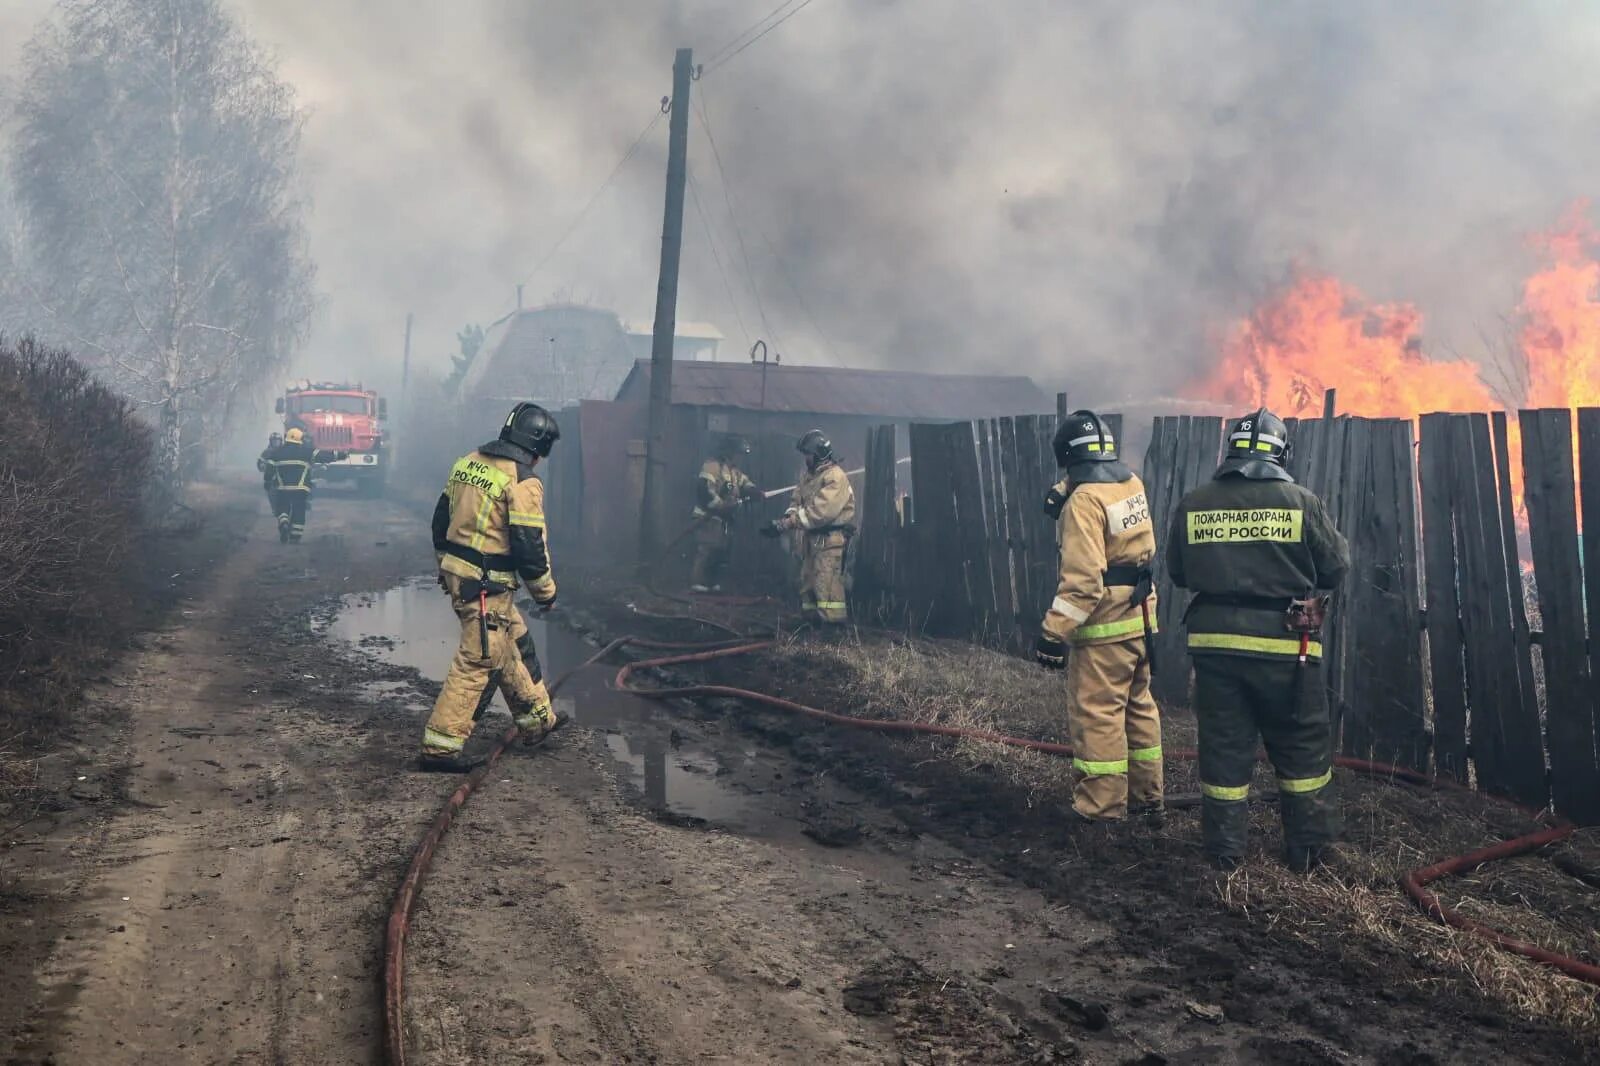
[1041, 475, 1157, 646]
[787, 460, 856, 533]
[1167, 471, 1348, 660]
[431, 444, 555, 601]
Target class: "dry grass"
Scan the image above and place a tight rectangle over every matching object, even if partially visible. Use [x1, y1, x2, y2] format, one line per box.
[776, 629, 1600, 1039]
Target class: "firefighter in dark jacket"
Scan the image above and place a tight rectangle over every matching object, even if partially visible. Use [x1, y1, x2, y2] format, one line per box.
[690, 434, 761, 593]
[263, 427, 346, 543]
[257, 432, 284, 517]
[1035, 411, 1163, 823]
[1167, 408, 1350, 871]
[419, 402, 563, 772]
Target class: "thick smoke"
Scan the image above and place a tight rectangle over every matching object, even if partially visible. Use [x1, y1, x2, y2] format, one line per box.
[6, 1, 1600, 406]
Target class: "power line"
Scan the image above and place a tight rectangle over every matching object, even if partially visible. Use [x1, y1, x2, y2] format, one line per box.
[701, 0, 805, 70]
[687, 166, 752, 349]
[514, 107, 665, 299]
[693, 92, 783, 352]
[702, 0, 822, 76]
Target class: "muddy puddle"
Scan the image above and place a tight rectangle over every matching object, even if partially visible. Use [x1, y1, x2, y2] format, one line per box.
[328, 580, 761, 826]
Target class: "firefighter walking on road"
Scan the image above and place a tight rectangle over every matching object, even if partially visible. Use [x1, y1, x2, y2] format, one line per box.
[419, 402, 564, 772]
[257, 431, 284, 517]
[690, 434, 762, 593]
[261, 427, 346, 543]
[1167, 408, 1349, 871]
[765, 430, 856, 625]
[1034, 411, 1163, 824]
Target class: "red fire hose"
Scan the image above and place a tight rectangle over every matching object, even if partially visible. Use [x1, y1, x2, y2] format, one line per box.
[610, 641, 1600, 991]
[386, 634, 1598, 1065]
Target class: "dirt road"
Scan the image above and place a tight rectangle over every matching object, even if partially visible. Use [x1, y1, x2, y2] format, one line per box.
[2, 485, 1589, 1064]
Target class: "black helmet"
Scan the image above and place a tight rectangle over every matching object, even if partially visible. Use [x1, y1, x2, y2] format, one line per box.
[499, 401, 560, 457]
[1216, 407, 1293, 481]
[797, 429, 833, 467]
[718, 433, 752, 460]
[1052, 410, 1118, 468]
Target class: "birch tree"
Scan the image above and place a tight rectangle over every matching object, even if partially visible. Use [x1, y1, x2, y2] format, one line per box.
[8, 0, 314, 486]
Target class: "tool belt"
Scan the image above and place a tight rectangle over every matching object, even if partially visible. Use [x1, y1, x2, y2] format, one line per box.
[458, 576, 512, 600]
[441, 541, 515, 575]
[1286, 594, 1331, 635]
[806, 522, 857, 538]
[1102, 565, 1152, 587]
[1183, 590, 1290, 622]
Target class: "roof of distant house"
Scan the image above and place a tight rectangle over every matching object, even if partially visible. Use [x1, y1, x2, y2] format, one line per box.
[622, 319, 725, 341]
[615, 359, 1049, 419]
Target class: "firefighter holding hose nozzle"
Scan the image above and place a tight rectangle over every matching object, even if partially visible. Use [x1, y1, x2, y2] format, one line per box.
[418, 402, 564, 773]
[1035, 411, 1164, 826]
[689, 433, 762, 593]
[1167, 408, 1349, 871]
[763, 430, 856, 625]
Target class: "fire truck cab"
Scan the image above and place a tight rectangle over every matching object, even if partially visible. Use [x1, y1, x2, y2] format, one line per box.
[274, 380, 388, 496]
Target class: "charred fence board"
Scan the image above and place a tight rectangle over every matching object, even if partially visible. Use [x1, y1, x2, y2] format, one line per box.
[907, 421, 949, 631]
[1457, 414, 1548, 806]
[856, 424, 899, 617]
[1492, 412, 1543, 784]
[1017, 415, 1058, 636]
[980, 420, 1017, 644]
[1419, 413, 1468, 780]
[1339, 419, 1429, 769]
[1575, 409, 1600, 822]
[997, 416, 1028, 643]
[1145, 415, 1223, 705]
[1522, 409, 1595, 820]
[948, 421, 993, 637]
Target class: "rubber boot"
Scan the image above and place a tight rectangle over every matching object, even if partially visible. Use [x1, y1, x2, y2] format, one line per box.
[278, 515, 291, 543]
[1280, 787, 1341, 871]
[1201, 796, 1249, 868]
[417, 752, 485, 774]
[1129, 802, 1166, 829]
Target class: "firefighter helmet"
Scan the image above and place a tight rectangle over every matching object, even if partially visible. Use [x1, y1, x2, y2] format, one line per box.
[1217, 408, 1293, 481]
[499, 402, 560, 457]
[284, 427, 305, 445]
[1052, 410, 1117, 468]
[718, 433, 752, 459]
[796, 429, 833, 466]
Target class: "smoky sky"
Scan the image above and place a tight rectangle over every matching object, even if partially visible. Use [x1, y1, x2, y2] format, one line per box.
[6, 0, 1600, 408]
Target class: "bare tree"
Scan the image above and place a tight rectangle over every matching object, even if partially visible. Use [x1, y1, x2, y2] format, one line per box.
[8, 0, 314, 487]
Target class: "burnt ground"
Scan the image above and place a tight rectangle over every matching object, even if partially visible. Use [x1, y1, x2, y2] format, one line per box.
[1, 482, 1595, 1064]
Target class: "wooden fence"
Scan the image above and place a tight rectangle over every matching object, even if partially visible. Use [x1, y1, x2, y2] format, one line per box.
[855, 410, 1600, 825]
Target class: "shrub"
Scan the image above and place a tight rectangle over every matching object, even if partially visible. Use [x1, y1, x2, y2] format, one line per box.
[0, 335, 152, 735]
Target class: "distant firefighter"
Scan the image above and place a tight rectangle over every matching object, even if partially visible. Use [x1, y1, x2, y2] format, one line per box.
[419, 402, 564, 772]
[1035, 410, 1163, 825]
[257, 431, 284, 518]
[689, 433, 762, 593]
[261, 427, 345, 543]
[1167, 408, 1349, 871]
[765, 430, 856, 625]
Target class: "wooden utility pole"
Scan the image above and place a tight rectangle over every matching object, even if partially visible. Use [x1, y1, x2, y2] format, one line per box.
[639, 47, 693, 561]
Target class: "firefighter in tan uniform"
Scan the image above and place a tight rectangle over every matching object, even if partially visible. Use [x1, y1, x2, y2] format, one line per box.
[1035, 411, 1164, 824]
[766, 430, 856, 624]
[418, 402, 564, 772]
[690, 434, 762, 593]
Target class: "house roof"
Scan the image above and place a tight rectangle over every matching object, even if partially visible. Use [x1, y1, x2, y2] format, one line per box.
[622, 319, 725, 341]
[614, 359, 1050, 419]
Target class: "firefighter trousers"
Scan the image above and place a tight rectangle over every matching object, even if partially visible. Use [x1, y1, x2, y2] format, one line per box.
[1066, 637, 1163, 820]
[277, 488, 309, 542]
[1192, 654, 1340, 866]
[421, 580, 554, 755]
[690, 517, 733, 588]
[799, 530, 848, 624]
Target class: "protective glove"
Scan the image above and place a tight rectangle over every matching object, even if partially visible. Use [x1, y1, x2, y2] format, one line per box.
[1035, 632, 1067, 670]
[537, 597, 557, 614]
[1043, 485, 1069, 520]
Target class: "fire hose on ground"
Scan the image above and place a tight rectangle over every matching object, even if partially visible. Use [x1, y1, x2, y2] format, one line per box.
[384, 636, 1600, 1065]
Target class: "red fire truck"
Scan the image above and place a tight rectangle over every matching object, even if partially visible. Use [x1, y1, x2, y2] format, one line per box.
[274, 380, 388, 495]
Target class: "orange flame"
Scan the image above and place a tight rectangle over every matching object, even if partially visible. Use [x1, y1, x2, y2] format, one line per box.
[1521, 202, 1600, 410]
[1190, 272, 1498, 417]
